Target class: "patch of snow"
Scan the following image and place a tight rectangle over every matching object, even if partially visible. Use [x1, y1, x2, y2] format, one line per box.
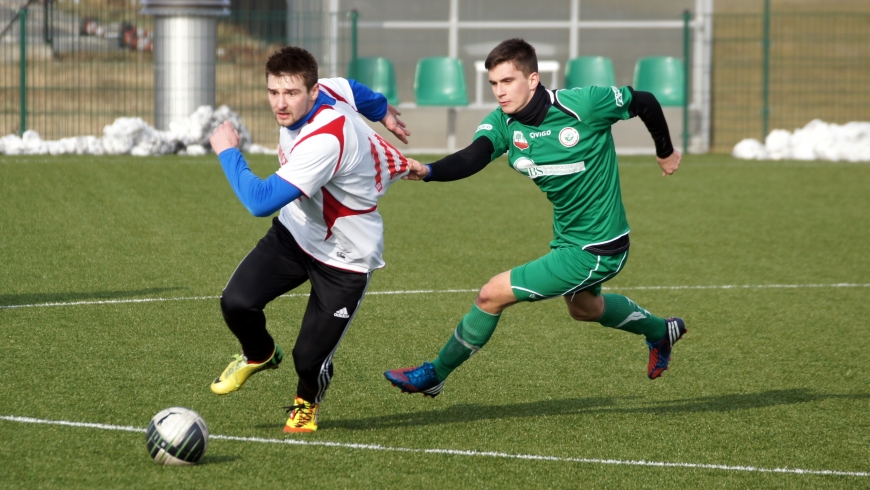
[732, 119, 870, 161]
[0, 106, 258, 157]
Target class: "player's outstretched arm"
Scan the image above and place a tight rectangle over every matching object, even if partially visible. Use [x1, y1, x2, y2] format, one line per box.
[405, 137, 494, 182]
[380, 105, 410, 144]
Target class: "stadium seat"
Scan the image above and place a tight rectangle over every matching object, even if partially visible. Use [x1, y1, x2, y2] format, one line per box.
[632, 56, 685, 106]
[564, 56, 616, 88]
[347, 57, 400, 106]
[414, 57, 469, 106]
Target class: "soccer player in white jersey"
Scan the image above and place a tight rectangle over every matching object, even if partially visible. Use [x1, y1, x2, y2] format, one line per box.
[208, 46, 410, 432]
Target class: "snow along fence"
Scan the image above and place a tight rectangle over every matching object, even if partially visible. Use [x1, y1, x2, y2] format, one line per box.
[0, 106, 276, 156]
[732, 119, 870, 162]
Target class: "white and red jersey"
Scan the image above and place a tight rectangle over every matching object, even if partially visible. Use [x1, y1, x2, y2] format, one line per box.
[275, 78, 409, 273]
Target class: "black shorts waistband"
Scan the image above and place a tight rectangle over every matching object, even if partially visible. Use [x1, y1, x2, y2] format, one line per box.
[583, 234, 630, 256]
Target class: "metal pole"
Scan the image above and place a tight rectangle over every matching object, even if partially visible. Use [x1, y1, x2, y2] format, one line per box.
[448, 0, 458, 58]
[19, 7, 27, 135]
[762, 0, 771, 140]
[682, 10, 690, 154]
[568, 0, 579, 59]
[348, 9, 358, 78]
[692, 0, 713, 153]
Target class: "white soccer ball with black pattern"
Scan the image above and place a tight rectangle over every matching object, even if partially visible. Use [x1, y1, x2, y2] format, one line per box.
[146, 407, 209, 465]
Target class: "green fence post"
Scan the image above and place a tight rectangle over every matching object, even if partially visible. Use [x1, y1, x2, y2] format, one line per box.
[348, 9, 358, 78]
[19, 7, 27, 136]
[762, 0, 771, 141]
[44, 0, 53, 48]
[682, 9, 690, 154]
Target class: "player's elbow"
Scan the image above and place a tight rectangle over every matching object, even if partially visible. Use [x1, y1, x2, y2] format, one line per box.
[246, 203, 279, 218]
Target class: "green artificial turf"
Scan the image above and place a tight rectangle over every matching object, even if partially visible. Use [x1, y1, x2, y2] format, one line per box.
[1, 154, 868, 488]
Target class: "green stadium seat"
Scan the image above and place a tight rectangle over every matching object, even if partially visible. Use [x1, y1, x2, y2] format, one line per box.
[564, 56, 616, 88]
[632, 56, 685, 106]
[414, 57, 469, 106]
[347, 57, 400, 106]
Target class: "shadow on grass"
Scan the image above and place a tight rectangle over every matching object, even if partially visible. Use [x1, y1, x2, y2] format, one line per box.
[326, 389, 869, 430]
[0, 287, 184, 307]
[325, 396, 632, 431]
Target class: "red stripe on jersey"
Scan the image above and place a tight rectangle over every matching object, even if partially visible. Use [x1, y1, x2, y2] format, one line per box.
[369, 138, 384, 193]
[375, 134, 409, 177]
[321, 188, 377, 240]
[319, 84, 351, 107]
[291, 113, 346, 176]
[375, 135, 397, 178]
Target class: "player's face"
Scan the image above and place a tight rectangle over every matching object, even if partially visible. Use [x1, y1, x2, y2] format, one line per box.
[488, 62, 539, 115]
[267, 74, 319, 128]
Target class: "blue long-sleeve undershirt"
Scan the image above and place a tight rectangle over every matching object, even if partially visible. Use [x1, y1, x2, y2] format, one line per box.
[218, 148, 301, 217]
[347, 79, 388, 121]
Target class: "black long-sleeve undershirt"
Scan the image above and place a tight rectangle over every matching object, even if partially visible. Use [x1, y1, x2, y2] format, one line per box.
[627, 87, 674, 159]
[425, 136, 494, 182]
[425, 86, 674, 182]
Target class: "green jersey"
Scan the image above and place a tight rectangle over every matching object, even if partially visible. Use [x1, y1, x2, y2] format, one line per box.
[474, 85, 633, 250]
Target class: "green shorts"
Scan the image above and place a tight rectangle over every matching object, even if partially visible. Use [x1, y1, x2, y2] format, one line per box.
[509, 247, 629, 302]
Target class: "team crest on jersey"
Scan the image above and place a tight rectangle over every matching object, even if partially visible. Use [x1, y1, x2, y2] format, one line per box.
[513, 131, 529, 151]
[559, 127, 580, 147]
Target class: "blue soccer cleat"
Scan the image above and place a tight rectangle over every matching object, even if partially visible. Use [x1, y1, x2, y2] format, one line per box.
[384, 362, 444, 398]
[647, 317, 687, 379]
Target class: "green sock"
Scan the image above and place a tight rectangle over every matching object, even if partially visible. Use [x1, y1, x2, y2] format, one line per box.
[432, 304, 500, 381]
[597, 294, 666, 341]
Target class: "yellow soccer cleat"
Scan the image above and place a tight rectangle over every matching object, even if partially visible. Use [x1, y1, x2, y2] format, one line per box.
[283, 396, 320, 433]
[210, 345, 283, 395]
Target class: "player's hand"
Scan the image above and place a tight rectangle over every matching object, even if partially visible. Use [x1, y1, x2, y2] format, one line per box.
[657, 150, 681, 176]
[209, 120, 240, 155]
[380, 105, 410, 144]
[402, 158, 430, 181]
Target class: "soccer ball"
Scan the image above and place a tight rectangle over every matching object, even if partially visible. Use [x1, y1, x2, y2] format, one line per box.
[145, 407, 209, 465]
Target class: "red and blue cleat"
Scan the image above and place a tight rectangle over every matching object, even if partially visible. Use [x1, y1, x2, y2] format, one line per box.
[647, 317, 687, 379]
[384, 362, 445, 397]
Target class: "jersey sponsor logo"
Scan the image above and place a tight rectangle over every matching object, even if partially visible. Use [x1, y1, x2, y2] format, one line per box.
[529, 130, 551, 138]
[477, 124, 493, 131]
[611, 86, 624, 107]
[512, 157, 586, 179]
[559, 127, 580, 147]
[513, 131, 529, 151]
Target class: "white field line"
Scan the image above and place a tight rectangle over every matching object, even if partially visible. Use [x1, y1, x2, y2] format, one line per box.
[1, 415, 866, 478]
[1, 283, 869, 310]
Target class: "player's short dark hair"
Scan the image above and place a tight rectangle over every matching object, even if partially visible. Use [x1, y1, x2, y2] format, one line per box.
[484, 38, 538, 77]
[265, 46, 318, 90]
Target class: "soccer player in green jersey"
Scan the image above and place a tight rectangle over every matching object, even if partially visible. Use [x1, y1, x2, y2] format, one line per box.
[385, 38, 685, 397]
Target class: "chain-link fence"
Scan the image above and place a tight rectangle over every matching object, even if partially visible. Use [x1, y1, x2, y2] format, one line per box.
[712, 8, 870, 152]
[0, 0, 350, 146]
[3, 0, 869, 152]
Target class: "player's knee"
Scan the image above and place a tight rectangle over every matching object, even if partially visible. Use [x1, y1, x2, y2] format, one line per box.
[220, 290, 258, 315]
[476, 279, 508, 312]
